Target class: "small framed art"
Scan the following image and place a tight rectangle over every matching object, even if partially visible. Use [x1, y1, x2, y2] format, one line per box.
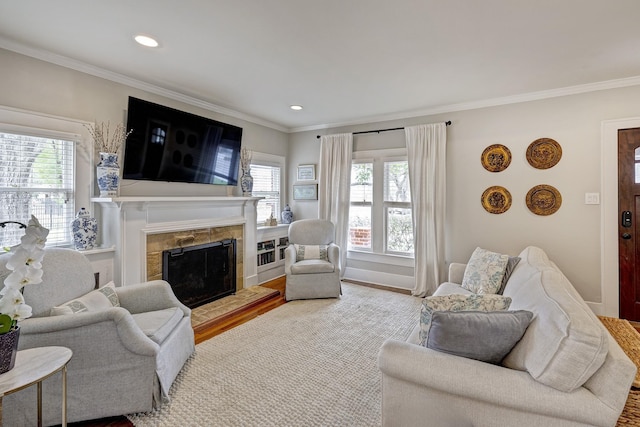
[297, 164, 316, 181]
[293, 184, 318, 200]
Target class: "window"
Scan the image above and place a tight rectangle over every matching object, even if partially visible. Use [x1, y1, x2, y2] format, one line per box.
[0, 132, 75, 246]
[250, 153, 284, 224]
[348, 150, 413, 256]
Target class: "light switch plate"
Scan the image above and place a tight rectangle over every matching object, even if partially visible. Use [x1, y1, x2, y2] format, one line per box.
[585, 193, 600, 205]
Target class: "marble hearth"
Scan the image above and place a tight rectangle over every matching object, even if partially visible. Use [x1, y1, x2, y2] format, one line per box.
[91, 196, 261, 288]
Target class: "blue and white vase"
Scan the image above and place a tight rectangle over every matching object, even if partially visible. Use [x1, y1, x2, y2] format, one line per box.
[281, 204, 293, 224]
[241, 168, 253, 196]
[96, 152, 120, 197]
[71, 207, 98, 250]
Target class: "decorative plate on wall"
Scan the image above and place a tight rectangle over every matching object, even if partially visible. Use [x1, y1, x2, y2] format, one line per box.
[481, 186, 512, 214]
[526, 138, 562, 169]
[526, 184, 562, 216]
[481, 144, 512, 172]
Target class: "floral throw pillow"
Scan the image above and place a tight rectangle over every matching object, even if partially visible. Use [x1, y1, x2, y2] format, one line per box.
[461, 247, 509, 294]
[418, 293, 512, 346]
[294, 244, 329, 262]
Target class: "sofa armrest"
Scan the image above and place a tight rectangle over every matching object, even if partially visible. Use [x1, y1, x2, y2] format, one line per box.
[448, 262, 466, 284]
[19, 307, 159, 357]
[378, 339, 621, 426]
[327, 243, 340, 271]
[116, 280, 191, 317]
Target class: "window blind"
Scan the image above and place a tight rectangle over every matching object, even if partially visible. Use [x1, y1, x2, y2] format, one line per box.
[0, 132, 75, 247]
[251, 163, 281, 223]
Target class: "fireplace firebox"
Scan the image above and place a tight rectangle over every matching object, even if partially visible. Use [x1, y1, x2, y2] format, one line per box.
[162, 239, 236, 308]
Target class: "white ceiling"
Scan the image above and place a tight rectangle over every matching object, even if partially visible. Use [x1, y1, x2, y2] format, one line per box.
[1, 0, 640, 132]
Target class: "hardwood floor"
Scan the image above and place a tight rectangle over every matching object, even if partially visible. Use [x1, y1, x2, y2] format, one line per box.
[60, 277, 287, 427]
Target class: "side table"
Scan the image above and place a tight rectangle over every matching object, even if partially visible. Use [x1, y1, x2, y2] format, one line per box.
[0, 346, 73, 427]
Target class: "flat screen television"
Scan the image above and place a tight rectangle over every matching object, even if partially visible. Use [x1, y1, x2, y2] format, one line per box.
[122, 97, 243, 186]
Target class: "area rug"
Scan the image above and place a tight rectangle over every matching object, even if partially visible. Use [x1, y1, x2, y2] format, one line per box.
[127, 283, 422, 426]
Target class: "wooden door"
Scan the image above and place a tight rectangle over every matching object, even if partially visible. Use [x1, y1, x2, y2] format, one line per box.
[618, 128, 640, 320]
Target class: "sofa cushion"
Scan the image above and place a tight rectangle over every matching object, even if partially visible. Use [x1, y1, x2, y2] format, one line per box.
[131, 307, 183, 344]
[50, 281, 120, 315]
[501, 246, 609, 392]
[294, 244, 329, 262]
[497, 256, 521, 294]
[419, 293, 512, 346]
[461, 247, 509, 294]
[290, 259, 335, 274]
[426, 310, 533, 364]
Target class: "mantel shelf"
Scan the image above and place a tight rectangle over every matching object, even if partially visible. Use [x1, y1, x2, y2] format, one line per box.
[91, 196, 262, 203]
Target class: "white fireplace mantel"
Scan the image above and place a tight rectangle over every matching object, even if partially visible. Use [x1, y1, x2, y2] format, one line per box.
[91, 196, 262, 287]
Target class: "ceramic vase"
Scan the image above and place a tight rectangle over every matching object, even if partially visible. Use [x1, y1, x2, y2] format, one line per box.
[72, 207, 98, 250]
[241, 168, 253, 196]
[281, 204, 293, 224]
[0, 326, 20, 374]
[96, 152, 120, 197]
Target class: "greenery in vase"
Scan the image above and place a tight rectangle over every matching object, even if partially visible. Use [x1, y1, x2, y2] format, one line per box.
[84, 121, 133, 156]
[0, 215, 48, 333]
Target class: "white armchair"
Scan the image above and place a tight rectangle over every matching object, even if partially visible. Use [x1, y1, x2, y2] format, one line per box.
[0, 248, 195, 426]
[284, 219, 341, 301]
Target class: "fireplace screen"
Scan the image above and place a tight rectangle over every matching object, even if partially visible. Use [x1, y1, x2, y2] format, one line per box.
[162, 239, 236, 308]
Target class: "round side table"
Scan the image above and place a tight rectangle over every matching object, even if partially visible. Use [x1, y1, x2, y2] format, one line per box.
[0, 346, 73, 427]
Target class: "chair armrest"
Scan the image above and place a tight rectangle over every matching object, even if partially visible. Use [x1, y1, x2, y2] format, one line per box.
[19, 308, 159, 357]
[448, 262, 466, 284]
[284, 245, 296, 273]
[327, 244, 340, 271]
[116, 280, 191, 316]
[377, 339, 618, 425]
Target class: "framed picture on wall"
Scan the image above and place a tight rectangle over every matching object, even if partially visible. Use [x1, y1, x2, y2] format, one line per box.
[293, 184, 318, 200]
[297, 164, 316, 181]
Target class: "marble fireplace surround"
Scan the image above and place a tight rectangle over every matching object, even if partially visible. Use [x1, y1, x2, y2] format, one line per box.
[92, 196, 261, 289]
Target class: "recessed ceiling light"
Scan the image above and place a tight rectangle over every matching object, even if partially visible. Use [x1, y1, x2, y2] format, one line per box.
[134, 34, 159, 48]
[290, 105, 303, 111]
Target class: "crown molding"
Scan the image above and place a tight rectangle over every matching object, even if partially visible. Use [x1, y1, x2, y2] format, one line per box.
[0, 37, 289, 133]
[290, 75, 640, 133]
[3, 36, 640, 135]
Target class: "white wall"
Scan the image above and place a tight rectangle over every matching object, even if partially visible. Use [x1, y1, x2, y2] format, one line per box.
[0, 48, 289, 244]
[288, 86, 640, 308]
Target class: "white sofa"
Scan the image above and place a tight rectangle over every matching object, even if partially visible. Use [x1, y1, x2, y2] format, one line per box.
[378, 246, 636, 427]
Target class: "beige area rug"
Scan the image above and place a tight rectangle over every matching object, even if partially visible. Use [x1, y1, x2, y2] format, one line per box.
[127, 283, 422, 427]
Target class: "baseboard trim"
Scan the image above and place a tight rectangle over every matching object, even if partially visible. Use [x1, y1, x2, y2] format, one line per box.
[342, 279, 412, 295]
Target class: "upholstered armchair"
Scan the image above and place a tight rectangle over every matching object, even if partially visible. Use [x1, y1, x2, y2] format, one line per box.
[284, 219, 341, 301]
[0, 248, 195, 426]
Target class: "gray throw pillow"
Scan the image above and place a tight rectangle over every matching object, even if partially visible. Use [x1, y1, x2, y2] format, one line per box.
[497, 256, 521, 294]
[425, 310, 533, 364]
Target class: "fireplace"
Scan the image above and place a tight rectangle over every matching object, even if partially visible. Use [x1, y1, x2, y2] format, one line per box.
[162, 239, 236, 308]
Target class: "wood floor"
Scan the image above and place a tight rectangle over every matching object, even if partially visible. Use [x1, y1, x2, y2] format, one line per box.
[61, 277, 287, 427]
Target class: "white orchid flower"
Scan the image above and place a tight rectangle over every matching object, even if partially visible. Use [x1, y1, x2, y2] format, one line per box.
[3, 265, 44, 289]
[5, 246, 44, 270]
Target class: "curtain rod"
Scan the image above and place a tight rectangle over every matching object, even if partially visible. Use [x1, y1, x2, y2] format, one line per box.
[316, 120, 451, 139]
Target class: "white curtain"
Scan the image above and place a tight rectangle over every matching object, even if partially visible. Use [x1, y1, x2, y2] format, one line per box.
[405, 123, 447, 296]
[318, 133, 353, 276]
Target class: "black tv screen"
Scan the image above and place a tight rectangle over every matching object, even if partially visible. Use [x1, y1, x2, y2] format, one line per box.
[122, 97, 242, 186]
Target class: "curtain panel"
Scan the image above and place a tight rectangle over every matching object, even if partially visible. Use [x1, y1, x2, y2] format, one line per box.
[318, 133, 353, 275]
[405, 123, 447, 296]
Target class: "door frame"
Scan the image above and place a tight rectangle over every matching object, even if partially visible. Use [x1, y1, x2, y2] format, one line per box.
[602, 117, 640, 317]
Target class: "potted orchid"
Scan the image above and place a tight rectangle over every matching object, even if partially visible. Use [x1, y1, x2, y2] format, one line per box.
[0, 215, 48, 373]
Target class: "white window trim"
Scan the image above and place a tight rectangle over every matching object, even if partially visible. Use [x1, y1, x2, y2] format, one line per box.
[349, 148, 413, 260]
[250, 151, 285, 224]
[0, 105, 94, 243]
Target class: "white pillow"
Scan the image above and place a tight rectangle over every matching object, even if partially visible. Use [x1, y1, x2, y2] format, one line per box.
[461, 247, 509, 294]
[50, 281, 120, 316]
[294, 244, 329, 262]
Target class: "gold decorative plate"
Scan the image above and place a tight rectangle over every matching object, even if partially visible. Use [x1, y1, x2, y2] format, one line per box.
[481, 144, 511, 172]
[526, 184, 562, 216]
[526, 138, 562, 169]
[481, 186, 512, 214]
